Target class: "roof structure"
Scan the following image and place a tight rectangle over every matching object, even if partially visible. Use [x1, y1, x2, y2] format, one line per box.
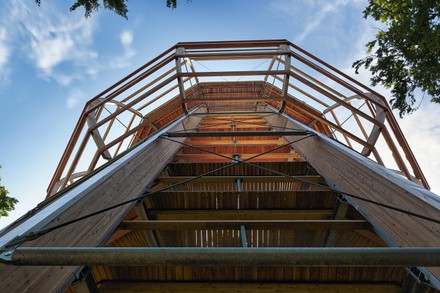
[0, 39, 440, 292]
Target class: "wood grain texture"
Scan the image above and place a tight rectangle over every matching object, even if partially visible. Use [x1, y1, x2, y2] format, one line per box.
[264, 113, 440, 281]
[98, 281, 400, 293]
[0, 114, 202, 293]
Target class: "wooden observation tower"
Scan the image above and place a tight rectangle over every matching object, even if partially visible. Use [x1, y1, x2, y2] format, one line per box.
[1, 40, 440, 292]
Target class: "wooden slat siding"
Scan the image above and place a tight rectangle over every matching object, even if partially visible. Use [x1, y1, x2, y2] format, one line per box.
[95, 275, 403, 291]
[264, 113, 440, 280]
[116, 230, 381, 248]
[148, 191, 337, 210]
[167, 161, 315, 176]
[0, 114, 203, 293]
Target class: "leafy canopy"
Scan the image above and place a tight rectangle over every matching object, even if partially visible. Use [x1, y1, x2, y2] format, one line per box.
[353, 0, 440, 117]
[0, 166, 18, 218]
[35, 0, 178, 19]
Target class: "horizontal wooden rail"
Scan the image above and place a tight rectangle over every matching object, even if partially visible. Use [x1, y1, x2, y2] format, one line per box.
[164, 130, 311, 137]
[184, 96, 285, 102]
[119, 220, 370, 231]
[178, 70, 289, 77]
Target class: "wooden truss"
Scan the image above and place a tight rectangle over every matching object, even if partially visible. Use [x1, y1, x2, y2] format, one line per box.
[0, 40, 439, 293]
[45, 39, 428, 196]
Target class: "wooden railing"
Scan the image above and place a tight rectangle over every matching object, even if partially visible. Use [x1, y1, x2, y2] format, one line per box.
[46, 39, 428, 197]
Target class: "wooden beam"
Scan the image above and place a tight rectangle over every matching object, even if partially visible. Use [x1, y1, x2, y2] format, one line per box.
[279, 44, 290, 113]
[98, 281, 400, 293]
[176, 39, 289, 49]
[175, 47, 188, 114]
[120, 220, 371, 231]
[178, 70, 289, 78]
[175, 50, 289, 59]
[86, 113, 112, 160]
[150, 209, 333, 220]
[197, 124, 270, 130]
[190, 111, 274, 117]
[184, 96, 285, 102]
[187, 139, 287, 146]
[133, 204, 158, 247]
[156, 175, 322, 184]
[263, 112, 440, 280]
[0, 113, 203, 292]
[165, 130, 311, 137]
[174, 153, 300, 162]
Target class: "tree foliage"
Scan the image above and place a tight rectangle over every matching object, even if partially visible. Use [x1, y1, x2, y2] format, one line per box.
[0, 166, 18, 218]
[35, 0, 178, 19]
[353, 0, 440, 117]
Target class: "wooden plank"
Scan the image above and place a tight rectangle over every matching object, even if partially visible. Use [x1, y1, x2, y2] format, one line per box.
[184, 96, 285, 102]
[198, 124, 270, 129]
[166, 130, 310, 137]
[156, 175, 322, 184]
[178, 70, 289, 78]
[176, 50, 288, 59]
[175, 47, 188, 114]
[264, 113, 440, 280]
[0, 114, 203, 292]
[187, 139, 286, 146]
[177, 39, 289, 49]
[120, 220, 371, 231]
[86, 112, 112, 160]
[98, 281, 400, 293]
[150, 210, 333, 220]
[279, 44, 291, 113]
[174, 153, 301, 162]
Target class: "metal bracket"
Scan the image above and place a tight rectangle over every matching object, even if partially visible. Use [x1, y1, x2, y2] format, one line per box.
[0, 249, 14, 263]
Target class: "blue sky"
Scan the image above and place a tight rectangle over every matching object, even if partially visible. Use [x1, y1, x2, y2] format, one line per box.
[1, 0, 439, 228]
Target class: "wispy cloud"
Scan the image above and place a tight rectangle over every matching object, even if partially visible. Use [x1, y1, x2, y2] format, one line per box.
[120, 30, 133, 47]
[294, 1, 342, 43]
[0, 27, 10, 86]
[4, 1, 98, 86]
[0, 1, 139, 89]
[66, 88, 86, 109]
[271, 0, 364, 44]
[335, 20, 440, 195]
[110, 30, 136, 69]
[0, 27, 9, 68]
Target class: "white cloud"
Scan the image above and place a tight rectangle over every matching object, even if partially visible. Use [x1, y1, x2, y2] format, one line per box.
[396, 101, 440, 195]
[66, 88, 86, 109]
[1, 1, 98, 86]
[271, 0, 365, 44]
[120, 30, 133, 47]
[0, 1, 139, 87]
[335, 23, 440, 196]
[0, 27, 10, 86]
[0, 27, 9, 67]
[294, 1, 341, 43]
[110, 29, 136, 69]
